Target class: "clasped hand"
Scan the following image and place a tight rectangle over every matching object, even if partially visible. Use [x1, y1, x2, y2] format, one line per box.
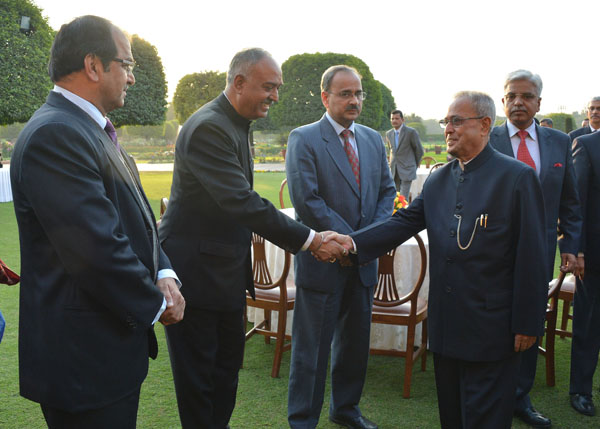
[156, 277, 185, 325]
[308, 231, 355, 266]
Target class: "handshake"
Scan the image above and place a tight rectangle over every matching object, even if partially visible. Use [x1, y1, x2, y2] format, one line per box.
[307, 231, 354, 265]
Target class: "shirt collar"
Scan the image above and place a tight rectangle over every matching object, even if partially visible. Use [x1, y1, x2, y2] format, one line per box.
[394, 124, 404, 133]
[53, 85, 107, 128]
[325, 112, 355, 136]
[507, 120, 537, 141]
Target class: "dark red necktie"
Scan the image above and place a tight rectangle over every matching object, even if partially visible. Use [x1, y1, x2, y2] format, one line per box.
[516, 130, 535, 170]
[104, 118, 120, 150]
[341, 129, 360, 188]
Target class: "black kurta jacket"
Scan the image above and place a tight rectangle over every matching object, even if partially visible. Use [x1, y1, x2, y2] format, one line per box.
[352, 144, 548, 361]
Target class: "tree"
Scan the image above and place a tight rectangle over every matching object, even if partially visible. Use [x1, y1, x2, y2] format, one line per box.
[407, 121, 427, 140]
[172, 71, 226, 124]
[269, 53, 383, 129]
[545, 113, 575, 133]
[109, 35, 168, 127]
[0, 0, 54, 125]
[376, 80, 395, 131]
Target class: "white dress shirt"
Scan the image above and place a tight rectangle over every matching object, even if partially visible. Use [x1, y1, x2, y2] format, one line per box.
[507, 120, 541, 175]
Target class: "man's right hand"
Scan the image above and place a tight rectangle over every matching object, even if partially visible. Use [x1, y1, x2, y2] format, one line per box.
[308, 231, 347, 263]
[157, 277, 185, 325]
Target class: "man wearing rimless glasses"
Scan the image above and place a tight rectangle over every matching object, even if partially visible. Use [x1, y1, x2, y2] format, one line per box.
[489, 69, 581, 428]
[326, 91, 548, 428]
[11, 15, 184, 428]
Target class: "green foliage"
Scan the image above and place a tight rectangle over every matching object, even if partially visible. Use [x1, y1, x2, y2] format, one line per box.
[164, 120, 179, 144]
[123, 124, 164, 140]
[405, 113, 423, 123]
[109, 35, 168, 127]
[269, 52, 384, 130]
[173, 71, 226, 124]
[545, 113, 575, 133]
[376, 80, 395, 131]
[0, 122, 25, 140]
[0, 0, 54, 125]
[407, 121, 427, 140]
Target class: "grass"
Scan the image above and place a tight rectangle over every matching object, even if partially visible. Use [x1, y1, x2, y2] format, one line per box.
[0, 172, 598, 428]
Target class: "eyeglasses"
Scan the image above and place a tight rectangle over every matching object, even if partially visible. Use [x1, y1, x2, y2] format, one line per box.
[439, 116, 484, 129]
[503, 92, 537, 102]
[113, 58, 136, 74]
[328, 90, 367, 101]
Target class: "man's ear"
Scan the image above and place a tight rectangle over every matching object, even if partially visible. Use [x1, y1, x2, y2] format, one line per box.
[83, 53, 101, 83]
[321, 91, 329, 109]
[233, 74, 246, 94]
[481, 117, 492, 136]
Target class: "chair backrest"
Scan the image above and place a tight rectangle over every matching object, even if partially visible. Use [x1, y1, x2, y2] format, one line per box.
[374, 233, 427, 309]
[279, 178, 288, 209]
[421, 156, 436, 168]
[251, 233, 291, 291]
[429, 162, 445, 175]
[160, 197, 169, 218]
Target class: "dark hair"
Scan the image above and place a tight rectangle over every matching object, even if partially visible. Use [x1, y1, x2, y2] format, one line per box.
[48, 15, 118, 82]
[391, 109, 403, 119]
[540, 118, 553, 126]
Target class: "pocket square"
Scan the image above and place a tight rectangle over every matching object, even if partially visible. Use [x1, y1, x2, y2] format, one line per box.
[553, 163, 563, 168]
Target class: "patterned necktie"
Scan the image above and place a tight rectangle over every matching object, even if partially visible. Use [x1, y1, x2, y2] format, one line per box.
[341, 129, 360, 188]
[104, 118, 120, 150]
[516, 130, 535, 170]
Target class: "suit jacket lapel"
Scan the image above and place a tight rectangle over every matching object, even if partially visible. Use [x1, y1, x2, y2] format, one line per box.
[498, 123, 513, 155]
[321, 117, 360, 198]
[536, 124, 550, 183]
[355, 127, 369, 208]
[99, 130, 159, 275]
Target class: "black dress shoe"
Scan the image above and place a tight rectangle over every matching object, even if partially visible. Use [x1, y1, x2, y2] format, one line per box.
[514, 406, 552, 428]
[571, 393, 596, 416]
[329, 414, 378, 429]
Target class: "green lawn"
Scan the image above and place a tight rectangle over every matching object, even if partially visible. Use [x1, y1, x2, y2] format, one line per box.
[0, 172, 598, 428]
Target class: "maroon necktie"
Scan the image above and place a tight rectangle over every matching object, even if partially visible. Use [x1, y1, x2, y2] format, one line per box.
[341, 129, 360, 188]
[516, 130, 535, 170]
[104, 118, 120, 150]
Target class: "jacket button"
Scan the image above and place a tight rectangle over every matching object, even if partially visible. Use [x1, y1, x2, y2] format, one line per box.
[446, 257, 452, 263]
[445, 286, 452, 293]
[458, 177, 464, 183]
[450, 230, 456, 237]
[456, 202, 463, 210]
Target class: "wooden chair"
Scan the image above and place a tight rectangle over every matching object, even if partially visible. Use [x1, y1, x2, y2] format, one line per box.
[160, 197, 169, 218]
[557, 274, 575, 338]
[420, 156, 436, 168]
[370, 234, 428, 398]
[428, 162, 445, 175]
[279, 178, 288, 209]
[246, 233, 295, 377]
[538, 271, 566, 386]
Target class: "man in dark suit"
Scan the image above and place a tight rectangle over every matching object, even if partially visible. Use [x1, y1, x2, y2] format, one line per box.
[569, 132, 600, 416]
[286, 65, 396, 429]
[327, 91, 548, 428]
[10, 16, 185, 428]
[158, 48, 343, 429]
[569, 97, 600, 142]
[384, 110, 424, 199]
[489, 69, 581, 428]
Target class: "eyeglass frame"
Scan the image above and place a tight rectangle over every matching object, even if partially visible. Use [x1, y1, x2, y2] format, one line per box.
[327, 90, 367, 101]
[113, 58, 136, 74]
[439, 116, 485, 129]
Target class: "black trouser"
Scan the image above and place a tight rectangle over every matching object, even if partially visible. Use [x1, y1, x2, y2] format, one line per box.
[165, 306, 245, 429]
[41, 387, 140, 429]
[433, 352, 520, 429]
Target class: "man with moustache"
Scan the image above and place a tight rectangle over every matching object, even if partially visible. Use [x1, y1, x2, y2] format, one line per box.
[158, 48, 344, 429]
[285, 65, 396, 429]
[10, 15, 184, 428]
[569, 97, 600, 142]
[325, 91, 548, 428]
[489, 69, 581, 428]
[385, 109, 424, 198]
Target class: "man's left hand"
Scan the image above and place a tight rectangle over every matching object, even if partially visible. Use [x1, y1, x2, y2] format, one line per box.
[559, 253, 577, 273]
[157, 277, 185, 325]
[514, 334, 537, 352]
